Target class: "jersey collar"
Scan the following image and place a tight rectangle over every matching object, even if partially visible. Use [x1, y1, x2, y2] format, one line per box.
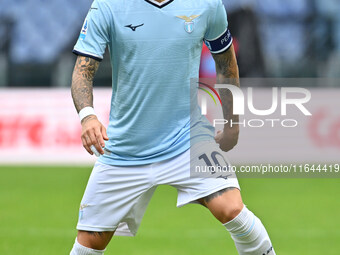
[144, 0, 174, 8]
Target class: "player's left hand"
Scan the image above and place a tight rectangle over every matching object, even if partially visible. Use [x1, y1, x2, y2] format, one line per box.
[215, 126, 239, 152]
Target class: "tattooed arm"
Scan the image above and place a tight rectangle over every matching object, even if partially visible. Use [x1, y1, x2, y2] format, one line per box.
[71, 56, 108, 155]
[212, 44, 240, 152]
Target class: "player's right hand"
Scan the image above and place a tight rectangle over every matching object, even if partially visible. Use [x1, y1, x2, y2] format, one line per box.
[81, 115, 109, 155]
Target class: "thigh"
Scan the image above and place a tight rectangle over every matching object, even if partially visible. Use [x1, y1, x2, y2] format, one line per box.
[77, 161, 153, 234]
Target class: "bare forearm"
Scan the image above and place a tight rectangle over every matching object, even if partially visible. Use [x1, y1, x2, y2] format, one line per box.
[213, 45, 240, 126]
[71, 56, 99, 113]
[71, 56, 108, 155]
[215, 45, 239, 82]
[212, 45, 240, 151]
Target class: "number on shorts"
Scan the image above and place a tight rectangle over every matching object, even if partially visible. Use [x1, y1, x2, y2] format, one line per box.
[198, 151, 228, 167]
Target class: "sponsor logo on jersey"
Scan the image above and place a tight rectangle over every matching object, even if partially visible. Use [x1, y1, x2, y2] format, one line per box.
[176, 15, 200, 33]
[79, 19, 88, 40]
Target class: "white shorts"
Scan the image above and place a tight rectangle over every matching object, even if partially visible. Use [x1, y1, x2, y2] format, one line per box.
[76, 141, 239, 236]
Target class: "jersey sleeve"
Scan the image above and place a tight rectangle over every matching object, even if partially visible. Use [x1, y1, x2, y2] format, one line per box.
[73, 0, 111, 61]
[203, 0, 233, 54]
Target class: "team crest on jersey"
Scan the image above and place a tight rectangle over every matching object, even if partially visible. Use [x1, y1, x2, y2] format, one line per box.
[176, 15, 200, 33]
[79, 19, 88, 40]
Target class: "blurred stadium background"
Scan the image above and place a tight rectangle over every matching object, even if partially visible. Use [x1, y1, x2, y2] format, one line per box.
[0, 0, 340, 254]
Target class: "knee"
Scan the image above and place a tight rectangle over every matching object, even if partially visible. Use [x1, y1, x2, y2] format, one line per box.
[218, 202, 244, 224]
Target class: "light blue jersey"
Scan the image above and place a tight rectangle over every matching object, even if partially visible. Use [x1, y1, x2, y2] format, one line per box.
[73, 0, 233, 165]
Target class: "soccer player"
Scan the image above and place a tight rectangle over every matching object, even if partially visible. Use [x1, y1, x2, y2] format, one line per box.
[70, 0, 276, 254]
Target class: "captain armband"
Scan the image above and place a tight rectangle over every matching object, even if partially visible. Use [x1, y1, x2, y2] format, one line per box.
[204, 28, 233, 54]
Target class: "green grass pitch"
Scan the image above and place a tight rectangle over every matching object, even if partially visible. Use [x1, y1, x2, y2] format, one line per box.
[0, 166, 339, 255]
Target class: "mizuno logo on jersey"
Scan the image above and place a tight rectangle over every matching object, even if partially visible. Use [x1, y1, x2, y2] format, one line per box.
[125, 24, 144, 31]
[176, 15, 200, 33]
